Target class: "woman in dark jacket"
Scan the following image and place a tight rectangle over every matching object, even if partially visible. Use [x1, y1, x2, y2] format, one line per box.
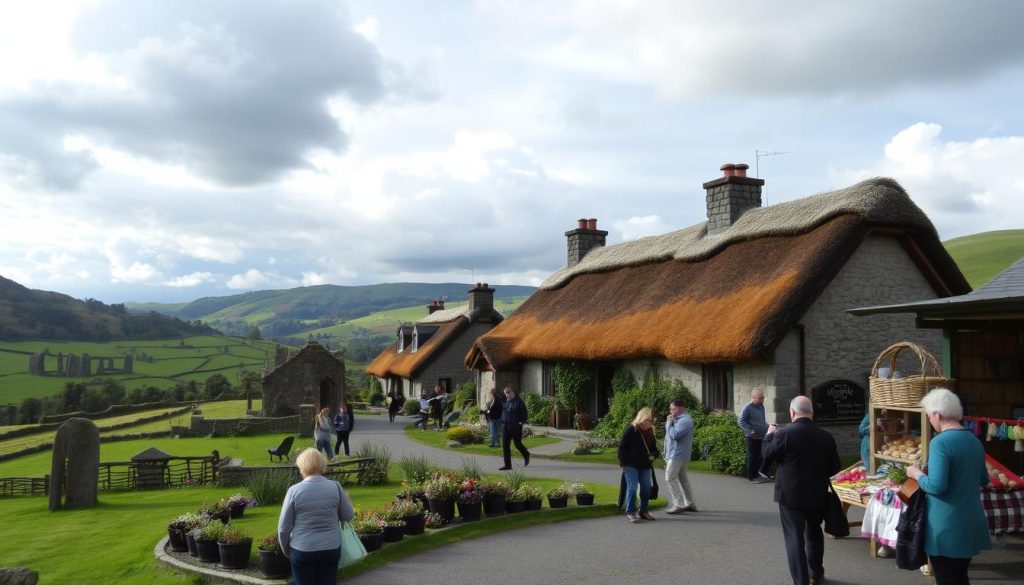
[618, 407, 659, 522]
[484, 387, 505, 448]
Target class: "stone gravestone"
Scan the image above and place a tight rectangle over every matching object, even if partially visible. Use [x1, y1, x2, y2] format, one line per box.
[48, 418, 100, 511]
[298, 404, 315, 438]
[0, 568, 39, 585]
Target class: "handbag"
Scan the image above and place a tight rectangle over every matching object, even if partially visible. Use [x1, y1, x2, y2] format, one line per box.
[823, 481, 850, 537]
[339, 522, 367, 568]
[639, 429, 660, 500]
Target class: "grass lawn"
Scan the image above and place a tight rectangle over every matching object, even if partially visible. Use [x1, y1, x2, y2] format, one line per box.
[403, 424, 561, 456]
[3, 435, 622, 584]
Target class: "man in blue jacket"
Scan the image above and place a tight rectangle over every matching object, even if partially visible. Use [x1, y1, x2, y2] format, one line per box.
[499, 386, 530, 470]
[664, 399, 697, 514]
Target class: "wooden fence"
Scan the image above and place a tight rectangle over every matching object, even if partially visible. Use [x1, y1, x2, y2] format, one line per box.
[0, 476, 49, 496]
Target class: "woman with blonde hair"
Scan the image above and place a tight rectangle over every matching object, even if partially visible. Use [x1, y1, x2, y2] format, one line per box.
[617, 406, 660, 522]
[907, 388, 990, 584]
[313, 406, 336, 463]
[278, 448, 355, 584]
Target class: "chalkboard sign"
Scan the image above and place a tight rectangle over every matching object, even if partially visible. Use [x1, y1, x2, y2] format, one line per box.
[810, 379, 865, 422]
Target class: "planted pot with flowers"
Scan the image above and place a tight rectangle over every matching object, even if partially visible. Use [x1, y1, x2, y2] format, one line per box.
[546, 482, 572, 509]
[352, 513, 385, 552]
[397, 480, 429, 510]
[226, 493, 257, 519]
[570, 481, 595, 506]
[456, 478, 484, 521]
[482, 479, 508, 517]
[378, 508, 407, 543]
[167, 514, 197, 552]
[256, 535, 290, 579]
[505, 487, 528, 513]
[389, 499, 426, 535]
[184, 516, 211, 557]
[519, 485, 544, 511]
[195, 521, 228, 563]
[423, 511, 448, 530]
[217, 527, 253, 570]
[199, 500, 230, 524]
[423, 473, 459, 521]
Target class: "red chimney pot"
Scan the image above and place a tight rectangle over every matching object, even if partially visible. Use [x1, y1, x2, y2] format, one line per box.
[577, 218, 587, 229]
[720, 163, 737, 177]
[587, 218, 597, 230]
[734, 163, 749, 178]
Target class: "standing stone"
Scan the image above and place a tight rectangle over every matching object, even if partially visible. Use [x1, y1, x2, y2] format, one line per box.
[48, 418, 100, 511]
[297, 404, 315, 438]
[67, 354, 81, 377]
[81, 353, 92, 376]
[124, 354, 133, 374]
[56, 353, 65, 376]
[0, 568, 39, 585]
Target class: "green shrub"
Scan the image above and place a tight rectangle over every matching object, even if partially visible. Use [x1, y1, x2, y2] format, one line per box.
[694, 411, 746, 476]
[553, 361, 591, 410]
[368, 388, 385, 406]
[353, 441, 391, 485]
[446, 425, 476, 444]
[403, 398, 420, 416]
[522, 392, 555, 426]
[397, 454, 436, 484]
[592, 374, 699, 440]
[451, 381, 476, 412]
[243, 469, 292, 506]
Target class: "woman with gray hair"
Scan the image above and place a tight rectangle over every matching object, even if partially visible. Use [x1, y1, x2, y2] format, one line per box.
[907, 388, 990, 585]
[278, 448, 356, 584]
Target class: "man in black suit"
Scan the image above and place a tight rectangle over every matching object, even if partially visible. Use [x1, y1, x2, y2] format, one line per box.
[762, 395, 840, 585]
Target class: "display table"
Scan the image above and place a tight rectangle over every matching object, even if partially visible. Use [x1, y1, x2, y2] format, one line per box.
[982, 489, 1024, 535]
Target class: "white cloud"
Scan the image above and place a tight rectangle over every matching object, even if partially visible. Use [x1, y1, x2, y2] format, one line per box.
[165, 271, 215, 287]
[614, 215, 672, 241]
[301, 271, 328, 286]
[839, 123, 1024, 238]
[110, 260, 161, 283]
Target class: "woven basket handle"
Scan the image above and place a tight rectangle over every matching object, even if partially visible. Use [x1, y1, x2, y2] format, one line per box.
[870, 342, 943, 378]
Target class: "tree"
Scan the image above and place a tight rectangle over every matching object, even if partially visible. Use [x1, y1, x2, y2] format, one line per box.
[247, 327, 263, 340]
[204, 373, 232, 399]
[19, 397, 43, 424]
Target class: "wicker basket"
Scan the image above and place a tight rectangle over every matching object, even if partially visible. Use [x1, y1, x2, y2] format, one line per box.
[869, 342, 953, 408]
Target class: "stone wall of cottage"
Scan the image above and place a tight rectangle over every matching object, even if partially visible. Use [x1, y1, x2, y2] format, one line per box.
[414, 321, 493, 401]
[799, 233, 943, 397]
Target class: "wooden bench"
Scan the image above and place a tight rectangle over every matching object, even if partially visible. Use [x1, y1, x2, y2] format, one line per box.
[323, 457, 376, 485]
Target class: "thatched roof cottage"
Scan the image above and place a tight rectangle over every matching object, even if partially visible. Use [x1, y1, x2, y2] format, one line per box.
[368, 284, 504, 399]
[466, 164, 970, 433]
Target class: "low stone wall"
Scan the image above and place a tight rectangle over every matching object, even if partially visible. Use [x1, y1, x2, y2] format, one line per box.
[189, 415, 299, 437]
[821, 422, 861, 458]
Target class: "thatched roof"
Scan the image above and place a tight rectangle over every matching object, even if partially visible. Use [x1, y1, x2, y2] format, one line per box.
[467, 178, 968, 370]
[368, 305, 503, 378]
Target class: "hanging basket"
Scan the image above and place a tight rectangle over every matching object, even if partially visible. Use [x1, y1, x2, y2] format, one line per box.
[869, 342, 953, 408]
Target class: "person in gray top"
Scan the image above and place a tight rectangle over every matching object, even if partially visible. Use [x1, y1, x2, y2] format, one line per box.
[664, 399, 697, 514]
[739, 388, 773, 483]
[278, 448, 356, 584]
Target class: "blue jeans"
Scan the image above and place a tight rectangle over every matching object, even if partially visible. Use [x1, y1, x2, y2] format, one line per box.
[488, 418, 502, 446]
[623, 466, 652, 515]
[290, 547, 340, 585]
[315, 439, 335, 460]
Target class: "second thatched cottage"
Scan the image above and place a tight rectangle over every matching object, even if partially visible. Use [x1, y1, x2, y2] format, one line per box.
[466, 164, 970, 433]
[367, 284, 505, 400]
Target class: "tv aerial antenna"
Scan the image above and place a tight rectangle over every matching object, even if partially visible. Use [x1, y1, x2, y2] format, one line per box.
[755, 149, 789, 205]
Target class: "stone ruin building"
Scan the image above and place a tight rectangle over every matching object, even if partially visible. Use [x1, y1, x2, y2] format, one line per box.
[261, 341, 346, 417]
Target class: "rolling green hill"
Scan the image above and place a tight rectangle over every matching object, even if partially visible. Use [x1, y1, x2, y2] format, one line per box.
[0, 276, 217, 341]
[126, 282, 536, 339]
[944, 229, 1024, 289]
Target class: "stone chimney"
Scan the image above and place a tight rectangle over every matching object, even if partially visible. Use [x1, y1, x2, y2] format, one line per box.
[426, 299, 445, 314]
[703, 163, 765, 236]
[565, 217, 608, 267]
[467, 282, 494, 313]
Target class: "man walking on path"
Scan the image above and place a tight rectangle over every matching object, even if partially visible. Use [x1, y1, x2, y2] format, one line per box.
[499, 386, 530, 470]
[762, 396, 841, 585]
[664, 399, 697, 514]
[739, 388, 772, 483]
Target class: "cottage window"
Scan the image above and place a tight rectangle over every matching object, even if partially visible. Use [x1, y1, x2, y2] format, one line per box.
[702, 364, 733, 411]
[541, 362, 554, 397]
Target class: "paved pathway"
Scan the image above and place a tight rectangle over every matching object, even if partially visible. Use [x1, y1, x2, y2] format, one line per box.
[342, 413, 1023, 585]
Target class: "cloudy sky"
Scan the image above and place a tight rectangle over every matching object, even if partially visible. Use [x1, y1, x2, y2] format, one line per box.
[2, 0, 1023, 303]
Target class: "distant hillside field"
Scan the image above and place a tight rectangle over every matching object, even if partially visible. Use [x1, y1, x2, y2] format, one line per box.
[944, 229, 1024, 289]
[0, 335, 278, 404]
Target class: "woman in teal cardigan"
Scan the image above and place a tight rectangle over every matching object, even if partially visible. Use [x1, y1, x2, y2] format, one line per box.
[907, 388, 990, 585]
